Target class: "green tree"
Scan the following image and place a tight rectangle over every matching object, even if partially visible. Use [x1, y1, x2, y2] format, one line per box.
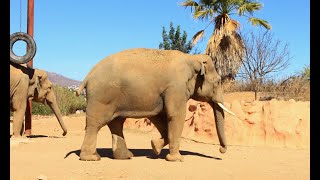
[159, 22, 193, 53]
[181, 0, 271, 80]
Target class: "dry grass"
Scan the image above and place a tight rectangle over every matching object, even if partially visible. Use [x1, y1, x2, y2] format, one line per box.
[223, 77, 310, 101]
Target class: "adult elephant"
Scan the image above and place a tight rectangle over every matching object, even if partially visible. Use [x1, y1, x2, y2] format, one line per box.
[76, 48, 236, 162]
[10, 62, 68, 137]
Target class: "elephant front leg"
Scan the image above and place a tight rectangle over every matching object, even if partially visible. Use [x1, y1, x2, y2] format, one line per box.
[11, 74, 29, 138]
[165, 115, 185, 162]
[12, 111, 25, 137]
[108, 118, 133, 159]
[164, 90, 187, 162]
[80, 126, 101, 161]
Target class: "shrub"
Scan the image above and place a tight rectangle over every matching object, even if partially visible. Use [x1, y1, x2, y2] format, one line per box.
[32, 85, 86, 115]
[32, 102, 52, 115]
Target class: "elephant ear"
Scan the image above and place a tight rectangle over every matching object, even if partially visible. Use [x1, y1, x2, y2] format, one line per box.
[28, 76, 40, 99]
[37, 75, 52, 100]
[200, 61, 206, 75]
[36, 76, 42, 97]
[191, 57, 208, 76]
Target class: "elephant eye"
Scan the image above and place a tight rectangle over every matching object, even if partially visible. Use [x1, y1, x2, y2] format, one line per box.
[214, 76, 221, 85]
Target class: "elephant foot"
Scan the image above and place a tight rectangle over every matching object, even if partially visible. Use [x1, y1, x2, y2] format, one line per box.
[79, 151, 101, 161]
[151, 138, 166, 155]
[165, 153, 184, 162]
[11, 132, 27, 138]
[11, 134, 26, 139]
[113, 149, 134, 160]
[10, 136, 31, 143]
[219, 146, 227, 154]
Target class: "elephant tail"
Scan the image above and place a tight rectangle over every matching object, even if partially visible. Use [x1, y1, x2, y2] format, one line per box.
[76, 79, 87, 96]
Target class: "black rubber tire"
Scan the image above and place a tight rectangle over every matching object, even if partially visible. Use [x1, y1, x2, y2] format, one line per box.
[10, 32, 37, 64]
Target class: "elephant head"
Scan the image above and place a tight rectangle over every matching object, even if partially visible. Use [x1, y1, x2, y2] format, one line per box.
[28, 69, 68, 136]
[191, 56, 236, 154]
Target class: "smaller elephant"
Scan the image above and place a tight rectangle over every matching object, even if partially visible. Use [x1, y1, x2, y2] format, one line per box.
[10, 62, 67, 137]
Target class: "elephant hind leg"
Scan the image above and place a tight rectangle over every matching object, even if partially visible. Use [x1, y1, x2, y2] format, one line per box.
[149, 113, 168, 155]
[108, 118, 133, 159]
[79, 125, 101, 161]
[80, 103, 114, 161]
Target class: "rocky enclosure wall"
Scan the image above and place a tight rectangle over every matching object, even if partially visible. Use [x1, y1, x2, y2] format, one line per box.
[124, 92, 310, 149]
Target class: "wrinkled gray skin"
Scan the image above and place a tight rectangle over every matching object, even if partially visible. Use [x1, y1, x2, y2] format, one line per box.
[10, 63, 67, 137]
[77, 48, 227, 161]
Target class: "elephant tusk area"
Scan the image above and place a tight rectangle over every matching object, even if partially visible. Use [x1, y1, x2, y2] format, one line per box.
[217, 103, 236, 117]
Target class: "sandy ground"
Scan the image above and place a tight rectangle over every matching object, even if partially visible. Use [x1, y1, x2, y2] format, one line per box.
[10, 113, 310, 180]
[10, 114, 310, 180]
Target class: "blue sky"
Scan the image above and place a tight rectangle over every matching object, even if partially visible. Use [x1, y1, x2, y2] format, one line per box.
[10, 0, 310, 81]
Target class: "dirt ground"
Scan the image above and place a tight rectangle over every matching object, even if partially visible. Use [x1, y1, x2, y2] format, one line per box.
[10, 92, 310, 180]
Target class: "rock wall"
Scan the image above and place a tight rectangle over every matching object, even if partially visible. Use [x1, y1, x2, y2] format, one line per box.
[124, 92, 310, 149]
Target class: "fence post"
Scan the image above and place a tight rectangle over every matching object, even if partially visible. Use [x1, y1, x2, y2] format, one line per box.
[25, 0, 34, 136]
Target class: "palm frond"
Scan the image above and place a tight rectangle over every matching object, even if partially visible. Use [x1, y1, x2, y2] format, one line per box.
[224, 19, 240, 34]
[193, 10, 211, 20]
[199, 0, 212, 5]
[191, 30, 205, 46]
[180, 0, 199, 7]
[200, 0, 216, 6]
[205, 26, 224, 56]
[238, 2, 262, 16]
[208, 8, 215, 17]
[180, 0, 200, 13]
[249, 17, 272, 30]
[214, 14, 231, 30]
[213, 32, 245, 78]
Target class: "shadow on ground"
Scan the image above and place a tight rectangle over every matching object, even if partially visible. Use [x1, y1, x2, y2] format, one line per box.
[27, 135, 65, 138]
[65, 148, 221, 160]
[10, 134, 65, 138]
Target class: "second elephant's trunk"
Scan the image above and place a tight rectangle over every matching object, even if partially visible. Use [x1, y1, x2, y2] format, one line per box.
[46, 91, 68, 136]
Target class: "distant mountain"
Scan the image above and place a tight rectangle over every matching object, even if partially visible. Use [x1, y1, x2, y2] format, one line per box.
[47, 72, 82, 87]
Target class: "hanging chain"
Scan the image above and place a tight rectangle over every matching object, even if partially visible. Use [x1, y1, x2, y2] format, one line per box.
[19, 0, 22, 32]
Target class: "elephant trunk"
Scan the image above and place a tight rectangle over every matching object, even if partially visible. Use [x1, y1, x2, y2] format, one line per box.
[46, 91, 68, 136]
[211, 102, 227, 154]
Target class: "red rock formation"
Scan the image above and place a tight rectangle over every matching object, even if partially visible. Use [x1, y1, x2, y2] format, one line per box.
[123, 92, 310, 148]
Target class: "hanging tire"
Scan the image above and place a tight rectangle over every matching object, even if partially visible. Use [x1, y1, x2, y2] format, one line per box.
[10, 32, 37, 64]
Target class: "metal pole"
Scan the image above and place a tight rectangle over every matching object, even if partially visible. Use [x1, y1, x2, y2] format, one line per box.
[25, 0, 34, 136]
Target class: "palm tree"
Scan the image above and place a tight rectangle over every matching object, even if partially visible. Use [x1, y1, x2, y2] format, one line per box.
[181, 0, 271, 82]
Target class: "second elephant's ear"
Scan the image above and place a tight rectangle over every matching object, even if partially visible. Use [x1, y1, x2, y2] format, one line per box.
[35, 76, 42, 96]
[28, 76, 40, 99]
